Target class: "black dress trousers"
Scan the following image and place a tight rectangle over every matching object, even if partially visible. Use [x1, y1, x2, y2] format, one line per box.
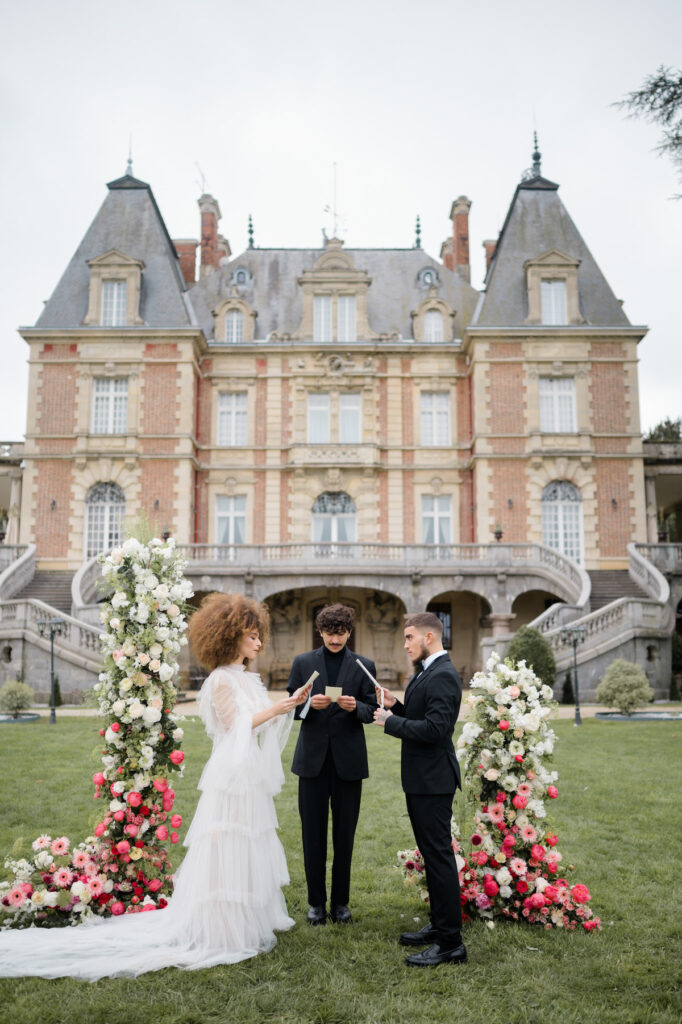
[405, 791, 462, 946]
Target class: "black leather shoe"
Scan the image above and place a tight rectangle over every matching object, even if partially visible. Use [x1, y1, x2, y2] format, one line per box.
[405, 943, 468, 968]
[307, 905, 327, 925]
[399, 922, 438, 946]
[330, 904, 352, 924]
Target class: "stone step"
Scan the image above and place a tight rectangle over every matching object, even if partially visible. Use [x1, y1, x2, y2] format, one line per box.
[14, 571, 73, 614]
[587, 570, 650, 611]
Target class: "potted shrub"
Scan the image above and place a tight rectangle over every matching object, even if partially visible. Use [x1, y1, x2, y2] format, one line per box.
[596, 659, 654, 715]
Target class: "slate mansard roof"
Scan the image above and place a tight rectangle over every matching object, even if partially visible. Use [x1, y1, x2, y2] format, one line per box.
[36, 175, 195, 329]
[189, 247, 481, 342]
[473, 176, 630, 328]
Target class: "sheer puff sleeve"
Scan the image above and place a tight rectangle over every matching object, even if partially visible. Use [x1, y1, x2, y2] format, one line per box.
[197, 668, 253, 794]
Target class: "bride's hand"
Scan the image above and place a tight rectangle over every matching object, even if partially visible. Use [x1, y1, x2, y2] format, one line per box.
[274, 695, 298, 716]
[292, 682, 313, 705]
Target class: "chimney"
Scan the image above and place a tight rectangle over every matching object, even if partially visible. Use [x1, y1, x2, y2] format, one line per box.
[440, 238, 455, 271]
[216, 234, 232, 266]
[483, 239, 497, 274]
[199, 194, 222, 277]
[450, 195, 472, 282]
[174, 239, 198, 284]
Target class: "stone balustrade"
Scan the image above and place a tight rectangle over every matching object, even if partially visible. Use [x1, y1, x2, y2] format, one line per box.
[0, 544, 35, 600]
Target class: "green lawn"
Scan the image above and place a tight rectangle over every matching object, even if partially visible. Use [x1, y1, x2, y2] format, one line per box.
[0, 715, 680, 1024]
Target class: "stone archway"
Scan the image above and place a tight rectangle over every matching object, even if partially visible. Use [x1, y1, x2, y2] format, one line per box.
[263, 585, 407, 688]
[426, 589, 492, 685]
[511, 589, 565, 630]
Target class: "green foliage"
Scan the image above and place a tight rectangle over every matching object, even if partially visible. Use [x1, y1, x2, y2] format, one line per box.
[0, 679, 34, 718]
[643, 416, 682, 443]
[596, 659, 654, 714]
[506, 625, 556, 687]
[561, 670, 575, 705]
[53, 674, 62, 707]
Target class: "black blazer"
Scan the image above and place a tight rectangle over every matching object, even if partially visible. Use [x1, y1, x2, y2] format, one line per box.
[287, 646, 377, 781]
[384, 652, 462, 795]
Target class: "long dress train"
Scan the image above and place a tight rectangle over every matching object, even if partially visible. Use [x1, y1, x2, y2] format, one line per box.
[0, 664, 295, 980]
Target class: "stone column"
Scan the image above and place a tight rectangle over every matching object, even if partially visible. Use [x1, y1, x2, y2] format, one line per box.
[488, 612, 516, 638]
[5, 469, 22, 544]
[645, 474, 658, 544]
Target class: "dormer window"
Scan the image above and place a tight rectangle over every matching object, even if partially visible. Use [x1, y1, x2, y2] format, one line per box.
[541, 280, 567, 325]
[225, 309, 244, 343]
[83, 249, 144, 327]
[524, 250, 584, 326]
[297, 240, 377, 342]
[235, 270, 247, 284]
[418, 266, 440, 289]
[101, 280, 127, 327]
[424, 309, 444, 342]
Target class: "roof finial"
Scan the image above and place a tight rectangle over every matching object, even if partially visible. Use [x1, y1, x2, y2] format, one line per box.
[248, 214, 254, 249]
[127, 135, 133, 177]
[532, 131, 541, 178]
[414, 215, 422, 249]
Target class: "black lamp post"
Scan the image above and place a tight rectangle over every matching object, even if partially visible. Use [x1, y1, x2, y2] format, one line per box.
[37, 617, 65, 725]
[560, 624, 587, 726]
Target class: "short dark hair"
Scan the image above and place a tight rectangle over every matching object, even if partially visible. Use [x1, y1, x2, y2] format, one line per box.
[315, 603, 354, 634]
[404, 611, 443, 636]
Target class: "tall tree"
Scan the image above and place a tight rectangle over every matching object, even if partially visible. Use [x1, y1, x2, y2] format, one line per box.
[617, 66, 682, 188]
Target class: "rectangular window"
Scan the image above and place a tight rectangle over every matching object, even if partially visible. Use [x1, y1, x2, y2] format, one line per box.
[217, 392, 248, 445]
[424, 310, 444, 342]
[339, 393, 362, 443]
[216, 495, 247, 545]
[422, 494, 452, 545]
[92, 377, 128, 434]
[420, 392, 450, 446]
[539, 378, 576, 432]
[307, 393, 330, 442]
[540, 280, 567, 325]
[337, 295, 357, 342]
[101, 280, 127, 326]
[428, 602, 452, 649]
[313, 295, 332, 342]
[225, 310, 244, 343]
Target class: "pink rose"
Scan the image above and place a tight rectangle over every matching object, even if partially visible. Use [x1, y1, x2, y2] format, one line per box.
[110, 901, 125, 916]
[148, 878, 162, 892]
[94, 823, 106, 837]
[153, 778, 168, 793]
[93, 772, 106, 786]
[545, 833, 559, 847]
[155, 826, 169, 841]
[170, 832, 179, 844]
[547, 785, 558, 799]
[516, 879, 528, 894]
[530, 844, 546, 862]
[169, 750, 184, 765]
[124, 824, 139, 837]
[110, 722, 120, 733]
[514, 754, 523, 763]
[526, 770, 536, 780]
[570, 884, 591, 904]
[498, 720, 510, 731]
[116, 840, 130, 855]
[127, 791, 143, 808]
[113, 810, 125, 822]
[544, 885, 559, 902]
[483, 875, 499, 897]
[512, 795, 528, 809]
[170, 814, 182, 827]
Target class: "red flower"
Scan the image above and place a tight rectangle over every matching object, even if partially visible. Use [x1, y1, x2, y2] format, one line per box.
[110, 722, 120, 733]
[169, 750, 184, 765]
[547, 785, 558, 799]
[545, 833, 558, 847]
[530, 844, 546, 862]
[483, 876, 499, 898]
[515, 880, 528, 894]
[498, 720, 510, 731]
[512, 795, 528, 809]
[471, 834, 482, 846]
[127, 791, 143, 808]
[570, 884, 591, 904]
[514, 754, 523, 763]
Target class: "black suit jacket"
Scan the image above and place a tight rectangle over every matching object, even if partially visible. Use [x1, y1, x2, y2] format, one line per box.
[384, 652, 462, 795]
[287, 646, 377, 781]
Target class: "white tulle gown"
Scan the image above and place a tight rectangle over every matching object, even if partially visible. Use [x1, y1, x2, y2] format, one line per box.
[0, 664, 296, 980]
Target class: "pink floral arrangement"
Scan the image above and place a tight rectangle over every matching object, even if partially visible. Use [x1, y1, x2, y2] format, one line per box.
[0, 535, 194, 929]
[396, 653, 601, 933]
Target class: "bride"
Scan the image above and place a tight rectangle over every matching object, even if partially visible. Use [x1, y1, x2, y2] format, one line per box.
[0, 592, 311, 980]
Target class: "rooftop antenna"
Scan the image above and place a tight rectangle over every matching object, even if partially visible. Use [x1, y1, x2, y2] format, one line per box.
[126, 135, 133, 177]
[195, 162, 208, 194]
[323, 161, 339, 238]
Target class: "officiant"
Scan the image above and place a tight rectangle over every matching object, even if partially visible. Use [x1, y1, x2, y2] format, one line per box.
[286, 603, 377, 925]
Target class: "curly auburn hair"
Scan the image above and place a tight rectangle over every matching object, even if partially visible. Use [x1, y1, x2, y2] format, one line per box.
[315, 603, 355, 634]
[188, 592, 270, 671]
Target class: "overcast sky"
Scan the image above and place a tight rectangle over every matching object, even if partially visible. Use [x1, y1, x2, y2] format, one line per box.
[1, 0, 679, 439]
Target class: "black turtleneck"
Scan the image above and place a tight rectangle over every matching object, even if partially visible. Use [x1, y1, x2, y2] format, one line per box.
[323, 645, 346, 686]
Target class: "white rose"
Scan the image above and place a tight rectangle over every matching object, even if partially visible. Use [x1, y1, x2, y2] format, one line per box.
[109, 799, 125, 812]
[153, 584, 169, 600]
[109, 548, 124, 564]
[109, 618, 121, 631]
[495, 867, 512, 886]
[119, 679, 133, 693]
[172, 727, 184, 741]
[43, 891, 58, 908]
[499, 885, 513, 899]
[111, 592, 129, 610]
[167, 604, 180, 618]
[155, 627, 170, 641]
[484, 768, 500, 781]
[135, 604, 150, 624]
[144, 574, 159, 590]
[112, 700, 125, 716]
[129, 701, 144, 719]
[112, 781, 125, 794]
[158, 663, 174, 682]
[142, 706, 162, 725]
[149, 644, 163, 658]
[122, 538, 142, 556]
[31, 889, 46, 906]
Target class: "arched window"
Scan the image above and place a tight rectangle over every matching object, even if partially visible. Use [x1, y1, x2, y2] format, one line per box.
[542, 480, 583, 565]
[312, 492, 357, 546]
[85, 482, 125, 557]
[225, 309, 244, 343]
[424, 309, 444, 342]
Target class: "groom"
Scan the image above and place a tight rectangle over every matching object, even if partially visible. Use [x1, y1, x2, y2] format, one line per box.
[287, 603, 377, 925]
[373, 611, 466, 967]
